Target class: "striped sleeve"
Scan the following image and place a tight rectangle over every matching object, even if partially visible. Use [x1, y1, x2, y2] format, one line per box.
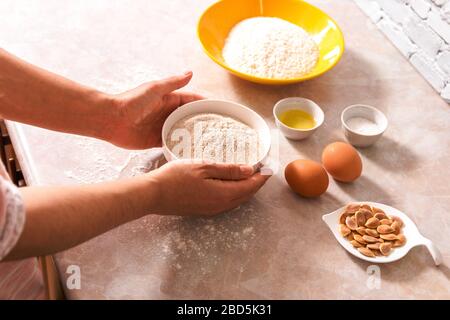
[0, 176, 26, 261]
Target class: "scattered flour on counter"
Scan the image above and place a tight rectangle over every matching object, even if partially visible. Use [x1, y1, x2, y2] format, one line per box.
[141, 203, 272, 271]
[222, 17, 319, 79]
[63, 137, 163, 183]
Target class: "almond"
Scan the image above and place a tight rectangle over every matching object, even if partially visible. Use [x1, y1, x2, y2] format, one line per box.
[351, 240, 363, 248]
[345, 216, 358, 230]
[365, 228, 379, 237]
[364, 212, 374, 221]
[339, 212, 352, 224]
[365, 217, 380, 229]
[380, 242, 393, 256]
[355, 211, 367, 227]
[339, 224, 351, 237]
[391, 221, 401, 234]
[380, 234, 398, 241]
[380, 218, 393, 225]
[360, 204, 372, 212]
[367, 243, 381, 250]
[377, 225, 395, 234]
[393, 234, 407, 247]
[362, 235, 379, 243]
[373, 249, 383, 256]
[356, 227, 366, 236]
[345, 204, 361, 214]
[358, 247, 375, 257]
[372, 206, 384, 214]
[391, 216, 404, 228]
[353, 234, 367, 245]
[360, 208, 373, 220]
[374, 212, 387, 220]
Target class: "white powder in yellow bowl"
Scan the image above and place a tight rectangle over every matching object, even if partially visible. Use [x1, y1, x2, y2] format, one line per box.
[222, 17, 320, 79]
[166, 113, 261, 165]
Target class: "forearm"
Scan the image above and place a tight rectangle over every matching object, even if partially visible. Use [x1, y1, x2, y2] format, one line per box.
[0, 48, 115, 140]
[4, 176, 159, 261]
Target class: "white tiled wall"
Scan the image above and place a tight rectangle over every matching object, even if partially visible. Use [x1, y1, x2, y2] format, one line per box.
[354, 0, 450, 103]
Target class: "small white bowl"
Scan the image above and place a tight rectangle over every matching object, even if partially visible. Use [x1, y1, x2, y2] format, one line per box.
[322, 202, 442, 265]
[341, 104, 388, 148]
[273, 97, 324, 140]
[161, 99, 271, 170]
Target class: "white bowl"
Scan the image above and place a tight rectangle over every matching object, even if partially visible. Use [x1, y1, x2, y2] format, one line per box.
[162, 99, 271, 169]
[341, 104, 388, 148]
[322, 202, 442, 265]
[273, 97, 324, 140]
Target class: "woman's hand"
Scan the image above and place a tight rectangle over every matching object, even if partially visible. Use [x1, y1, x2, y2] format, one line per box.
[147, 161, 271, 216]
[0, 50, 202, 149]
[11, 160, 270, 260]
[107, 71, 204, 149]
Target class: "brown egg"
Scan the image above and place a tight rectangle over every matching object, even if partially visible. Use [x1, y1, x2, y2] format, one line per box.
[322, 142, 362, 182]
[285, 159, 329, 198]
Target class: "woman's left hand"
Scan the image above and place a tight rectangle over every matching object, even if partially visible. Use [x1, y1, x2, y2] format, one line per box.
[107, 71, 204, 149]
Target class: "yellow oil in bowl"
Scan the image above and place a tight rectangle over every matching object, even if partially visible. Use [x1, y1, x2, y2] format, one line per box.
[278, 109, 316, 130]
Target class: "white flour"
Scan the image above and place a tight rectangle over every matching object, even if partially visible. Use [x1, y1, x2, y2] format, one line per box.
[222, 17, 319, 79]
[167, 113, 260, 165]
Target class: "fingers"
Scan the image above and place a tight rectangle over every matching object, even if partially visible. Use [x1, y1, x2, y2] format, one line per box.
[230, 173, 271, 200]
[162, 91, 205, 110]
[153, 71, 193, 95]
[207, 173, 271, 213]
[202, 163, 255, 181]
[176, 91, 205, 104]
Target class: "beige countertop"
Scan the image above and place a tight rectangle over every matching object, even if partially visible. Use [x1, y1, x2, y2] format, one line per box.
[2, 0, 450, 299]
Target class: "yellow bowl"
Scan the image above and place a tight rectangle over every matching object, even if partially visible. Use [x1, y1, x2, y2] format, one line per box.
[197, 0, 345, 85]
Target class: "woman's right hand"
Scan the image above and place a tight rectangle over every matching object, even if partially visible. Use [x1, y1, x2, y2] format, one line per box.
[9, 160, 270, 260]
[147, 161, 271, 216]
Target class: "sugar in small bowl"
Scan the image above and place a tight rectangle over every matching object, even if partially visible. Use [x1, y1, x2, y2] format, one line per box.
[341, 104, 388, 147]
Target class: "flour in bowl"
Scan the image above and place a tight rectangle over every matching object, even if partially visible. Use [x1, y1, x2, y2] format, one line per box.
[222, 17, 319, 79]
[167, 113, 261, 165]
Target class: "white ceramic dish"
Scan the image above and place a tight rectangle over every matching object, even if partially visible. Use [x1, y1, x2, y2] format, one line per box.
[341, 104, 388, 148]
[322, 201, 442, 265]
[273, 97, 324, 140]
[161, 99, 271, 169]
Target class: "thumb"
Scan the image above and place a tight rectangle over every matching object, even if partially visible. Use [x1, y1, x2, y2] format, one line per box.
[153, 71, 193, 95]
[202, 163, 255, 181]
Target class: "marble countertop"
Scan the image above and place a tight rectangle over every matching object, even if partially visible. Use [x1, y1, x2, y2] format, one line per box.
[2, 0, 450, 299]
